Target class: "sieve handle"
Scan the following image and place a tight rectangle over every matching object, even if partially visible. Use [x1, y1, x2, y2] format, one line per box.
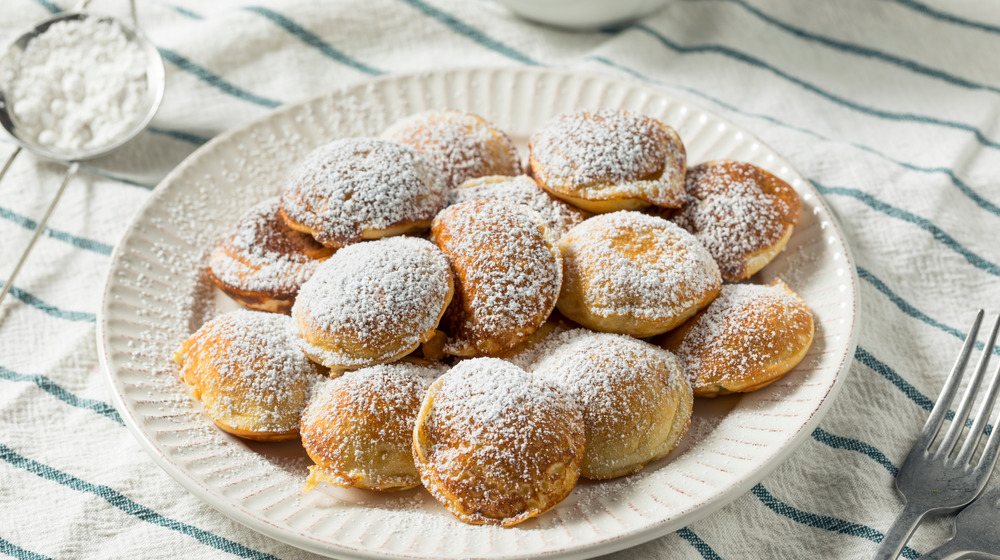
[0, 161, 80, 309]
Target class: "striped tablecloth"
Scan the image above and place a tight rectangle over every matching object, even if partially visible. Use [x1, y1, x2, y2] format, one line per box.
[2, 0, 998, 558]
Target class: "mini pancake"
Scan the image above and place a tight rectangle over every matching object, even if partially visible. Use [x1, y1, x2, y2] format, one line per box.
[556, 211, 721, 338]
[657, 279, 814, 397]
[300, 360, 446, 493]
[292, 236, 454, 370]
[173, 310, 321, 441]
[528, 109, 686, 213]
[279, 137, 447, 248]
[450, 175, 588, 242]
[673, 160, 802, 282]
[430, 199, 562, 357]
[413, 358, 584, 526]
[532, 329, 693, 480]
[208, 197, 334, 314]
[382, 109, 521, 191]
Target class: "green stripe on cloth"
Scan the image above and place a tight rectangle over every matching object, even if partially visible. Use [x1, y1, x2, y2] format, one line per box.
[0, 365, 121, 424]
[0, 284, 96, 323]
[28, 0, 59, 14]
[633, 24, 1000, 152]
[890, 0, 1000, 35]
[815, 183, 1000, 278]
[243, 6, 384, 75]
[811, 427, 898, 476]
[855, 347, 934, 412]
[396, 0, 540, 65]
[0, 206, 113, 256]
[0, 443, 280, 560]
[751, 484, 921, 559]
[676, 528, 724, 560]
[700, 0, 1000, 97]
[0, 536, 52, 560]
[157, 47, 282, 108]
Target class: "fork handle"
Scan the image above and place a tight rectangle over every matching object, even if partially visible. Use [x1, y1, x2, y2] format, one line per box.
[873, 502, 927, 560]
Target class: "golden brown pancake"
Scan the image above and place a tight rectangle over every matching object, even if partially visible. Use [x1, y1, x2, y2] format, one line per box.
[450, 175, 588, 242]
[413, 358, 584, 526]
[556, 211, 721, 338]
[430, 199, 562, 357]
[528, 109, 686, 213]
[292, 236, 454, 370]
[532, 329, 693, 479]
[300, 360, 446, 492]
[209, 197, 334, 314]
[657, 279, 814, 397]
[383, 109, 521, 190]
[673, 160, 802, 282]
[173, 310, 322, 441]
[279, 137, 447, 248]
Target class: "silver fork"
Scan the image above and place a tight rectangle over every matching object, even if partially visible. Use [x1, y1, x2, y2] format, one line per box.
[918, 482, 1000, 559]
[873, 310, 1000, 560]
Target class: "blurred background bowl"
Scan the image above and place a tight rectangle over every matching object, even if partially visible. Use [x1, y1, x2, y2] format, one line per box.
[493, 0, 671, 30]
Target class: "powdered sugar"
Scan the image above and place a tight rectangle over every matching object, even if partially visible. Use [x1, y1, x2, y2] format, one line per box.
[280, 138, 447, 247]
[416, 358, 584, 524]
[5, 16, 149, 153]
[383, 110, 521, 190]
[300, 361, 447, 490]
[176, 309, 319, 433]
[531, 329, 691, 476]
[432, 200, 562, 356]
[449, 175, 587, 241]
[559, 211, 721, 321]
[529, 109, 685, 205]
[671, 282, 812, 390]
[673, 161, 800, 280]
[209, 197, 330, 301]
[292, 236, 453, 367]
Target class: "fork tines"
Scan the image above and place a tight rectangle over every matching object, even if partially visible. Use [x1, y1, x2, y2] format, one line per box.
[923, 310, 1000, 466]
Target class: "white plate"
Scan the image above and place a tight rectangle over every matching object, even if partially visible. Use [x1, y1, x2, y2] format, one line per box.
[97, 67, 859, 559]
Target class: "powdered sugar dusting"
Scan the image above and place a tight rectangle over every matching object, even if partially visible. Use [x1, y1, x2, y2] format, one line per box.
[383, 110, 520, 190]
[559, 211, 721, 321]
[531, 329, 690, 475]
[280, 138, 446, 247]
[673, 282, 812, 391]
[416, 358, 584, 524]
[177, 309, 320, 434]
[673, 161, 800, 280]
[301, 361, 447, 489]
[209, 197, 330, 300]
[450, 175, 587, 241]
[529, 109, 685, 205]
[292, 237, 453, 367]
[432, 200, 562, 356]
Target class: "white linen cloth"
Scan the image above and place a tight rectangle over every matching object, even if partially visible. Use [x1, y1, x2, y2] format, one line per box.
[2, 0, 999, 558]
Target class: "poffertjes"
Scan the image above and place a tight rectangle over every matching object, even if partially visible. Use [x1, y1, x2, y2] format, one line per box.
[529, 109, 686, 213]
[556, 211, 721, 338]
[174, 310, 322, 441]
[279, 137, 447, 248]
[673, 160, 801, 282]
[382, 110, 521, 191]
[532, 329, 693, 479]
[292, 236, 454, 370]
[657, 279, 814, 397]
[209, 197, 334, 314]
[431, 199, 562, 357]
[300, 359, 446, 492]
[449, 175, 588, 243]
[413, 358, 585, 526]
